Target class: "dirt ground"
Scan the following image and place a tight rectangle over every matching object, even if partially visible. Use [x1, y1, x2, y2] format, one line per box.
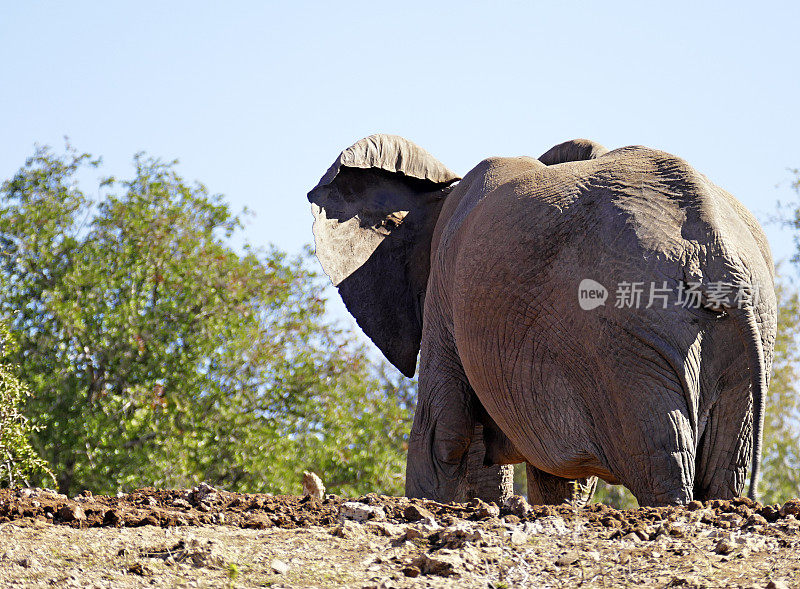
[1, 485, 800, 588]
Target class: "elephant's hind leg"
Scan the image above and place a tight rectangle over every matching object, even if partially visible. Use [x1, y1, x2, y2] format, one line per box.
[405, 340, 481, 502]
[526, 464, 598, 506]
[456, 424, 514, 504]
[405, 328, 515, 503]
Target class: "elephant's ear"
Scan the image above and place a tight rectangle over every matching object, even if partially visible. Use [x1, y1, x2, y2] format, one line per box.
[308, 134, 460, 376]
[539, 139, 609, 165]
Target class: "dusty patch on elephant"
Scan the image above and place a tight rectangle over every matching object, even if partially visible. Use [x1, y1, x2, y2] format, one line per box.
[1, 488, 800, 587]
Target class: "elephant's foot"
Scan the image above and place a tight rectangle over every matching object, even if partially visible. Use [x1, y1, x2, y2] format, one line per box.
[526, 463, 597, 507]
[455, 424, 514, 504]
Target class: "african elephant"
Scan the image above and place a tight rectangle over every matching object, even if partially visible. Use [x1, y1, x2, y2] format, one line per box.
[307, 134, 775, 507]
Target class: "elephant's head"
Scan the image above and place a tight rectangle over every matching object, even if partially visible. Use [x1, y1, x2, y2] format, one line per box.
[307, 134, 460, 376]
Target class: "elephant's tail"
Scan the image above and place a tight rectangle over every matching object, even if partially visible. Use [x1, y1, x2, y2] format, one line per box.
[727, 305, 767, 500]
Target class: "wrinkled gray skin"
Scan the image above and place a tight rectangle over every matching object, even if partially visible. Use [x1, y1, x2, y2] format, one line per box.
[308, 135, 776, 507]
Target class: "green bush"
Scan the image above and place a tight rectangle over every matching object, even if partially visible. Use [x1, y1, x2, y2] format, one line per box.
[0, 324, 54, 487]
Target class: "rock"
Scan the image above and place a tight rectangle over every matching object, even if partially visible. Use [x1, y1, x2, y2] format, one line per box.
[503, 495, 531, 517]
[715, 538, 736, 555]
[779, 499, 800, 518]
[555, 551, 580, 566]
[510, 530, 528, 545]
[438, 524, 488, 547]
[189, 482, 218, 505]
[57, 504, 86, 523]
[103, 509, 122, 526]
[523, 516, 570, 536]
[339, 502, 386, 523]
[469, 498, 500, 519]
[365, 521, 403, 537]
[73, 490, 94, 503]
[271, 559, 289, 574]
[172, 498, 192, 509]
[759, 505, 781, 522]
[686, 500, 704, 511]
[622, 532, 641, 543]
[302, 471, 326, 500]
[331, 520, 365, 539]
[403, 527, 424, 541]
[766, 581, 789, 589]
[403, 504, 435, 522]
[744, 514, 768, 528]
[411, 553, 460, 577]
[363, 579, 398, 589]
[401, 566, 421, 577]
[718, 512, 743, 527]
[127, 562, 146, 576]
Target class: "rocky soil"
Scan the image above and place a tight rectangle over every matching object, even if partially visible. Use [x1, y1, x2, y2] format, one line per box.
[1, 485, 800, 588]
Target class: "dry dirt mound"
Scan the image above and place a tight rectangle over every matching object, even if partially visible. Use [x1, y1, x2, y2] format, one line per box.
[1, 486, 800, 587]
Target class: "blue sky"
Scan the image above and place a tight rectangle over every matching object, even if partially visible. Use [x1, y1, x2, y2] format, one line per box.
[2, 1, 799, 329]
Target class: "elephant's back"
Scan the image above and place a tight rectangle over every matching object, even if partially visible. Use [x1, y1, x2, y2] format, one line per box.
[446, 146, 773, 445]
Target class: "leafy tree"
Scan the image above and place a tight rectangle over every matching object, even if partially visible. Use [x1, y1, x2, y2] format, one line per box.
[758, 277, 800, 503]
[0, 323, 55, 487]
[0, 144, 412, 496]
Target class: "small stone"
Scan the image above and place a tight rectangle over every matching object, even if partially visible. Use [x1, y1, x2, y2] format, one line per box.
[271, 559, 289, 574]
[715, 538, 736, 555]
[189, 482, 218, 505]
[57, 504, 86, 523]
[127, 562, 146, 576]
[403, 504, 435, 522]
[171, 498, 191, 509]
[411, 553, 459, 576]
[18, 557, 39, 568]
[470, 498, 500, 519]
[503, 495, 531, 517]
[622, 532, 641, 543]
[779, 499, 800, 518]
[403, 527, 424, 541]
[686, 500, 704, 511]
[331, 520, 365, 539]
[340, 502, 386, 523]
[555, 551, 580, 566]
[759, 505, 781, 522]
[718, 513, 743, 527]
[302, 471, 326, 500]
[744, 514, 768, 527]
[766, 581, 789, 589]
[401, 566, 421, 578]
[103, 509, 121, 526]
[365, 521, 403, 537]
[510, 530, 528, 545]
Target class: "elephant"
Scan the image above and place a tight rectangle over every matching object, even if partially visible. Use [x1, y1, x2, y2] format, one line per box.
[307, 134, 775, 507]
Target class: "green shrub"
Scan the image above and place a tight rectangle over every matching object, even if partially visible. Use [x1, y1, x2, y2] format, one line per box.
[0, 324, 54, 487]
